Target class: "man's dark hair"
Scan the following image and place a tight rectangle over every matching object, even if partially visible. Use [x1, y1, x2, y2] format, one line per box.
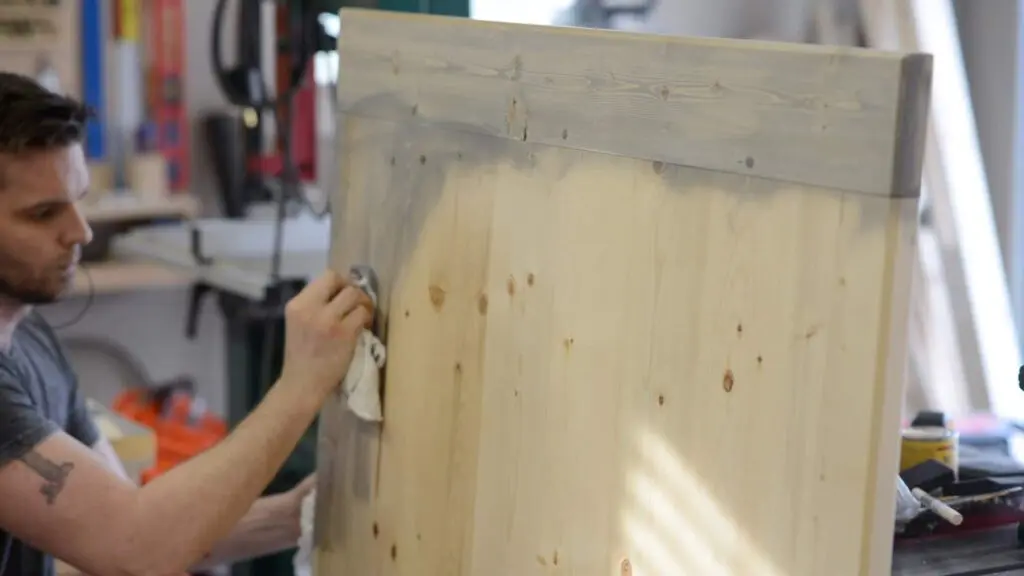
[0, 72, 91, 155]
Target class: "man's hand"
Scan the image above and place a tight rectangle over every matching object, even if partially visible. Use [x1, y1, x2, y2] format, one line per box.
[189, 474, 319, 570]
[280, 474, 316, 533]
[0, 275, 371, 576]
[282, 473, 316, 538]
[281, 271, 374, 398]
[287, 474, 316, 506]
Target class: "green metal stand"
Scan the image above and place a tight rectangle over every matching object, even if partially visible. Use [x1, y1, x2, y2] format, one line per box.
[377, 0, 469, 15]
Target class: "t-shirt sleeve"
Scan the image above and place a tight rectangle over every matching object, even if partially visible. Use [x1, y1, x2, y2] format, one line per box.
[65, 378, 100, 447]
[26, 311, 101, 448]
[0, 368, 59, 469]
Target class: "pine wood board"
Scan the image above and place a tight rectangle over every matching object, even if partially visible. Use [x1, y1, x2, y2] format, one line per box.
[316, 9, 931, 576]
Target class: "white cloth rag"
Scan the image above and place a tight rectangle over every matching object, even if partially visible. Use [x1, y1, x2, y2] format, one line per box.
[894, 475, 923, 531]
[292, 488, 317, 576]
[340, 330, 386, 422]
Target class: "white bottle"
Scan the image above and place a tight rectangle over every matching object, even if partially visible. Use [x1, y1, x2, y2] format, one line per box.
[35, 55, 61, 93]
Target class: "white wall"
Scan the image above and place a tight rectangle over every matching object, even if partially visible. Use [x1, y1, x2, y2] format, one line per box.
[643, 0, 814, 40]
[955, 0, 1020, 276]
[471, 0, 820, 39]
[954, 0, 1024, 340]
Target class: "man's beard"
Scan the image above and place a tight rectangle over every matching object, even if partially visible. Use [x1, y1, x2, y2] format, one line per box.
[0, 274, 62, 305]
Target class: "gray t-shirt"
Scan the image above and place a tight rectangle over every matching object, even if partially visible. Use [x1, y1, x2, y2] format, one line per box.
[0, 311, 99, 576]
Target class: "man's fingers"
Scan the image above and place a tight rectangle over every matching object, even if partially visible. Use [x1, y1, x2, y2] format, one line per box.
[293, 270, 347, 307]
[327, 286, 375, 320]
[293, 474, 316, 496]
[341, 305, 374, 332]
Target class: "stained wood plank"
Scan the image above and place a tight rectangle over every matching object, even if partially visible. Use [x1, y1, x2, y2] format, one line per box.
[317, 120, 920, 575]
[335, 8, 930, 197]
[317, 9, 930, 576]
[318, 117, 507, 573]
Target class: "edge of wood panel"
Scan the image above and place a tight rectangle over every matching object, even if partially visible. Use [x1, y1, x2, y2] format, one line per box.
[336, 7, 929, 197]
[890, 53, 933, 199]
[860, 198, 920, 574]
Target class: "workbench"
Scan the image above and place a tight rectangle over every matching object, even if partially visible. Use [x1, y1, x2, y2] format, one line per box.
[892, 526, 1024, 575]
[111, 212, 329, 301]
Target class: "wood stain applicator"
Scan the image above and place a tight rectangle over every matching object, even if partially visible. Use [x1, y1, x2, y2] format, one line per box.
[340, 265, 386, 422]
[293, 265, 384, 573]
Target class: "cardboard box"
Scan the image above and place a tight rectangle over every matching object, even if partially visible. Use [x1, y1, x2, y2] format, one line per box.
[85, 398, 156, 484]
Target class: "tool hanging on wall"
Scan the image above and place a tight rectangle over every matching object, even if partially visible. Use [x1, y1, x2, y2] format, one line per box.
[200, 0, 343, 402]
[207, 0, 347, 220]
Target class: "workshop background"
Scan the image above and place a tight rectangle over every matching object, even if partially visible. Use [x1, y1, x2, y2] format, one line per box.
[0, 0, 1021, 574]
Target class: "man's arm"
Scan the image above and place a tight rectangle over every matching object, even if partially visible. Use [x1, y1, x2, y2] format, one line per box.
[48, 437, 135, 576]
[0, 272, 372, 576]
[190, 490, 303, 570]
[192, 474, 315, 569]
[90, 437, 310, 571]
[0, 270, 372, 573]
[0, 377, 324, 576]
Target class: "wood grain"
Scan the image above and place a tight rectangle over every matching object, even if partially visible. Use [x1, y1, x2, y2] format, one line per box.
[335, 8, 930, 197]
[317, 10, 929, 576]
[318, 122, 920, 575]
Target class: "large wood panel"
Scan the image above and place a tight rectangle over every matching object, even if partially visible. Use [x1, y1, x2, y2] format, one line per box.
[316, 9, 931, 575]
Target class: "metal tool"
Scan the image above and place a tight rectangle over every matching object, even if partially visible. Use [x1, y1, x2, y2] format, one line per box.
[349, 265, 379, 308]
[348, 266, 383, 366]
[338, 265, 386, 420]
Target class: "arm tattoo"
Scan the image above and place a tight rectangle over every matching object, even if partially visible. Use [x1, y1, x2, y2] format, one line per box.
[18, 450, 74, 505]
